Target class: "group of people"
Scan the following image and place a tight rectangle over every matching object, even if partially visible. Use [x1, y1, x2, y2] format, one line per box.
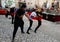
[5, 4, 43, 42]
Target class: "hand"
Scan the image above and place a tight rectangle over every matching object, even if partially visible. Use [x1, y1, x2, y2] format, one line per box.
[38, 14, 41, 16]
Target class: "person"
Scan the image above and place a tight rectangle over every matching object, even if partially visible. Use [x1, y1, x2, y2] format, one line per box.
[26, 9, 33, 34]
[5, 5, 10, 18]
[10, 7, 15, 24]
[26, 9, 36, 34]
[12, 4, 30, 42]
[34, 8, 42, 33]
[26, 6, 42, 34]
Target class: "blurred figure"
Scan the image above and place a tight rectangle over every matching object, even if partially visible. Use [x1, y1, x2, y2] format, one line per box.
[34, 7, 42, 33]
[26, 9, 33, 34]
[12, 4, 30, 42]
[10, 7, 15, 24]
[27, 5, 43, 34]
[5, 5, 10, 18]
[50, 3, 54, 10]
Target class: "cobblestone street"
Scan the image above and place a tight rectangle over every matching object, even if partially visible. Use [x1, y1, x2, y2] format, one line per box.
[0, 15, 60, 42]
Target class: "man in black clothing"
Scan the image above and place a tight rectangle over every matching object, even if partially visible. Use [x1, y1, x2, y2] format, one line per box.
[12, 4, 30, 42]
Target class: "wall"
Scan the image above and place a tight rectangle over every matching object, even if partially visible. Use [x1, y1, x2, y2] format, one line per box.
[14, 0, 60, 8]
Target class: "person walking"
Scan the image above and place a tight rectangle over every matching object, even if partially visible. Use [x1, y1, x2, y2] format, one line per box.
[26, 7, 43, 34]
[34, 8, 43, 33]
[12, 4, 30, 42]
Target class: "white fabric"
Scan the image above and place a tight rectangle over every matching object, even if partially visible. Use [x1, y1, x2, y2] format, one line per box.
[30, 12, 37, 20]
[30, 12, 37, 17]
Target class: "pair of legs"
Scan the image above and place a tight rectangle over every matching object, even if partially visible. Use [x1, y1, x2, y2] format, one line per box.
[27, 20, 41, 34]
[34, 20, 41, 33]
[12, 20, 24, 42]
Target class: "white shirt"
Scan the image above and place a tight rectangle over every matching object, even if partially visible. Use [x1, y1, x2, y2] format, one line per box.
[30, 12, 37, 20]
[30, 12, 37, 17]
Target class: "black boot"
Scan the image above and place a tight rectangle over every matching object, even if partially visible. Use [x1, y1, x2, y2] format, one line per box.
[26, 28, 30, 34]
[26, 31, 30, 34]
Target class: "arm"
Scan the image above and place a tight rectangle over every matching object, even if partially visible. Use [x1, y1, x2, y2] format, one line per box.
[38, 14, 43, 17]
[25, 12, 30, 20]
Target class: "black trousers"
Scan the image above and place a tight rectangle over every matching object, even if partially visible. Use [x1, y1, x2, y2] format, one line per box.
[12, 20, 24, 40]
[27, 20, 41, 32]
[27, 19, 33, 32]
[34, 20, 41, 32]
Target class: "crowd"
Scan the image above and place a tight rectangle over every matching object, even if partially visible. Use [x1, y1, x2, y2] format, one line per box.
[4, 4, 43, 42]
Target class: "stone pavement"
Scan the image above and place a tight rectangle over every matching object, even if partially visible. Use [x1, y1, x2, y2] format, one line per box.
[0, 15, 60, 42]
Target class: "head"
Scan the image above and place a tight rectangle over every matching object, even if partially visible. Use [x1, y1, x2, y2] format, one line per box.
[20, 4, 26, 10]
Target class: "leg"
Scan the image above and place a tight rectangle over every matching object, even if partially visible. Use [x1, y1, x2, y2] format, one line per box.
[20, 20, 25, 33]
[12, 23, 19, 42]
[27, 19, 33, 34]
[12, 16, 14, 24]
[34, 20, 41, 33]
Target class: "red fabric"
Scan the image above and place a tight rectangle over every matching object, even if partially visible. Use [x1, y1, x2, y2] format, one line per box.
[10, 13, 14, 16]
[27, 12, 42, 20]
[27, 12, 32, 15]
[54, 15, 60, 21]
[32, 16, 42, 20]
[0, 10, 6, 14]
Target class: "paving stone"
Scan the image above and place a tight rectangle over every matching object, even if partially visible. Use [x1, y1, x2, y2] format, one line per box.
[0, 15, 60, 42]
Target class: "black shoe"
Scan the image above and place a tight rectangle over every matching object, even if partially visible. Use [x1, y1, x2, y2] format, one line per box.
[26, 32, 30, 34]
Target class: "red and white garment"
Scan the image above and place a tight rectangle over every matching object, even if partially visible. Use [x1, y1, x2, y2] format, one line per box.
[30, 12, 42, 20]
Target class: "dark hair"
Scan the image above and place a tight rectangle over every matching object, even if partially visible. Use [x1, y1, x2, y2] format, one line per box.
[21, 4, 26, 8]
